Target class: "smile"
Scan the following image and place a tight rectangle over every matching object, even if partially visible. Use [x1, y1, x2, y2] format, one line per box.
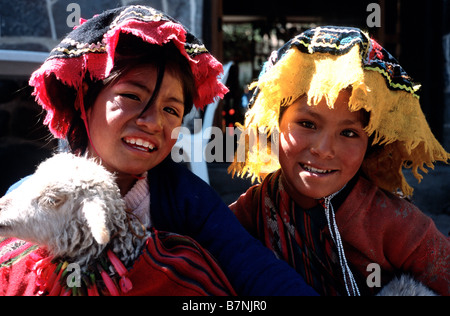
[300, 163, 335, 174]
[123, 137, 157, 153]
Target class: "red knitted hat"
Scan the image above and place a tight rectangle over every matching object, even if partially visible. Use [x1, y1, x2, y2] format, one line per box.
[29, 5, 228, 139]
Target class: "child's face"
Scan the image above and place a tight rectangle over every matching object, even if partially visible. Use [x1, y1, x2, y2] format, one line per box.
[86, 64, 184, 178]
[279, 90, 369, 208]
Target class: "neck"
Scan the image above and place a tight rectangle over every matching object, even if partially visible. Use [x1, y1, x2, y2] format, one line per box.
[115, 173, 139, 196]
[279, 173, 319, 209]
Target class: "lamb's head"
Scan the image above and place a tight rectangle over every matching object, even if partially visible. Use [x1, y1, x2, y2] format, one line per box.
[0, 153, 128, 266]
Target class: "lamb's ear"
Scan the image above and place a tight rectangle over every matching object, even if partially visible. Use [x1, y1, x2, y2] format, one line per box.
[81, 200, 110, 245]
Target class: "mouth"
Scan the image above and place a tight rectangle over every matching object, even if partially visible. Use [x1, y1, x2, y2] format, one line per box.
[300, 163, 337, 175]
[123, 137, 157, 153]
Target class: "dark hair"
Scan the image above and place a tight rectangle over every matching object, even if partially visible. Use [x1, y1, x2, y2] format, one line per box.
[67, 33, 197, 154]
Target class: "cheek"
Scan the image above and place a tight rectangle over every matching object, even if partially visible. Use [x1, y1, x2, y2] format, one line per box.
[167, 123, 180, 141]
[102, 99, 130, 123]
[86, 99, 107, 132]
[279, 131, 303, 173]
[279, 132, 290, 155]
[280, 129, 306, 157]
[88, 100, 127, 135]
[339, 141, 368, 174]
[279, 132, 292, 166]
[89, 92, 128, 120]
[164, 123, 182, 148]
[166, 134, 178, 150]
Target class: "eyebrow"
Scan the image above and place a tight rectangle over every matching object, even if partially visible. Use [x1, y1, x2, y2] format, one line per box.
[117, 78, 185, 107]
[340, 118, 364, 126]
[298, 106, 364, 126]
[117, 79, 152, 94]
[166, 96, 185, 107]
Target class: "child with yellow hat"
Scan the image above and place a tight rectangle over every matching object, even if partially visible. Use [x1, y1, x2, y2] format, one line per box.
[230, 26, 450, 296]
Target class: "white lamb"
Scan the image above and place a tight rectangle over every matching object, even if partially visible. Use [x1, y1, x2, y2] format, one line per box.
[0, 152, 148, 270]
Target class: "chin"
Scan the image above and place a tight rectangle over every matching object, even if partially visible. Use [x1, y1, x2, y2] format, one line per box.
[298, 183, 335, 199]
[111, 164, 149, 177]
[121, 157, 162, 174]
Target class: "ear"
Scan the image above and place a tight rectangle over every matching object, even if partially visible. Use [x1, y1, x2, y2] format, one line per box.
[81, 199, 110, 245]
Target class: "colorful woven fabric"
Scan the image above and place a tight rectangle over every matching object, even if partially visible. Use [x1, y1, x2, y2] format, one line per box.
[287, 27, 419, 96]
[29, 5, 228, 139]
[230, 26, 449, 196]
[0, 238, 44, 296]
[126, 229, 236, 296]
[0, 228, 236, 296]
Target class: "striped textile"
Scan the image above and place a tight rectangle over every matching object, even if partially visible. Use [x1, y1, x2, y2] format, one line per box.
[0, 238, 38, 268]
[250, 170, 367, 296]
[125, 229, 236, 296]
[0, 238, 44, 296]
[0, 230, 236, 296]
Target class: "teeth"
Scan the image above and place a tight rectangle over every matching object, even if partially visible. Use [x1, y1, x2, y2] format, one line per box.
[125, 138, 155, 151]
[302, 164, 332, 174]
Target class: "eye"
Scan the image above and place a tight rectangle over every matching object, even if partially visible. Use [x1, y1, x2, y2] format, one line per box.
[341, 129, 358, 138]
[299, 121, 316, 129]
[164, 106, 181, 117]
[38, 192, 67, 209]
[120, 94, 141, 102]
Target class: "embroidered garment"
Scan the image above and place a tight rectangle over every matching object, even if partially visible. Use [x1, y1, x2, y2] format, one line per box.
[229, 26, 449, 196]
[230, 171, 450, 296]
[0, 229, 236, 296]
[0, 239, 42, 296]
[125, 229, 236, 296]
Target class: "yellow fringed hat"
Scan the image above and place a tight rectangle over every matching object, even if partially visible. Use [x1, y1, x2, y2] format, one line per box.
[229, 26, 449, 196]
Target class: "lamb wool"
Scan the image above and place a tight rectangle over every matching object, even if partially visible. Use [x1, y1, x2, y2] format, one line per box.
[0, 153, 145, 268]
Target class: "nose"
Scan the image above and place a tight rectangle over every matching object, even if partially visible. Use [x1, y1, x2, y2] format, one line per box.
[310, 132, 335, 159]
[135, 104, 163, 133]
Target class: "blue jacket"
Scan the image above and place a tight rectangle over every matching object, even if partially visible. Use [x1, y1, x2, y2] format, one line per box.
[148, 158, 317, 295]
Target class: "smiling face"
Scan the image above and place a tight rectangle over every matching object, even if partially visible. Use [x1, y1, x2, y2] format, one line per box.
[86, 64, 184, 193]
[278, 90, 369, 208]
